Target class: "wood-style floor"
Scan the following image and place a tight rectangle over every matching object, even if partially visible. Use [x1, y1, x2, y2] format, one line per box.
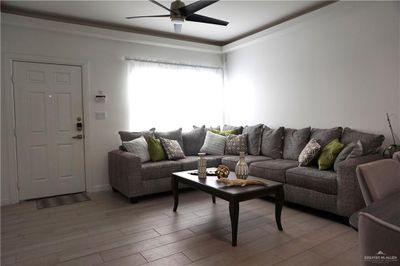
[1, 190, 360, 266]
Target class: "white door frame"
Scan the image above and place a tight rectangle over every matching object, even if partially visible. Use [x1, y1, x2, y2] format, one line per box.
[2, 53, 92, 204]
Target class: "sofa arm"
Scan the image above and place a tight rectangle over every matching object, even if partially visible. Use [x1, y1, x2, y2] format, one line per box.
[336, 154, 383, 217]
[108, 150, 143, 198]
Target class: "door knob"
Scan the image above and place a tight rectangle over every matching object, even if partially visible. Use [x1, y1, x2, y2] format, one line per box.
[72, 134, 83, 139]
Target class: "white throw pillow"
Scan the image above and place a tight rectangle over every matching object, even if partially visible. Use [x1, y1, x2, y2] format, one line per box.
[123, 136, 150, 162]
[200, 131, 226, 155]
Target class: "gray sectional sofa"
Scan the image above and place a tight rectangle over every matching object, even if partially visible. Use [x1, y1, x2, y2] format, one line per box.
[109, 125, 384, 217]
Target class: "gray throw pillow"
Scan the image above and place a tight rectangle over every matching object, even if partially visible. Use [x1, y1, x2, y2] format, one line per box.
[333, 142, 356, 171]
[155, 128, 184, 149]
[243, 124, 264, 155]
[347, 140, 363, 159]
[283, 127, 311, 160]
[225, 134, 248, 155]
[182, 126, 207, 156]
[261, 127, 284, 159]
[160, 137, 185, 160]
[298, 139, 321, 166]
[310, 127, 343, 148]
[122, 136, 150, 162]
[341, 127, 384, 155]
[118, 128, 155, 142]
[223, 124, 244, 134]
[200, 131, 226, 155]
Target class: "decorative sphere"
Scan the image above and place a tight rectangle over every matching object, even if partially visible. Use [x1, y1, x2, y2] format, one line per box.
[216, 165, 230, 179]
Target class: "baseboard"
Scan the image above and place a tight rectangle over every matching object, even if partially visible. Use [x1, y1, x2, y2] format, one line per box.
[89, 184, 112, 192]
[1, 198, 11, 206]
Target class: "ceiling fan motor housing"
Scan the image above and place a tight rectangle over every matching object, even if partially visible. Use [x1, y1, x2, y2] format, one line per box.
[170, 0, 185, 22]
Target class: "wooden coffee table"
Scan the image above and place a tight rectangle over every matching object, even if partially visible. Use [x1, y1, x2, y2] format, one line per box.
[171, 169, 284, 246]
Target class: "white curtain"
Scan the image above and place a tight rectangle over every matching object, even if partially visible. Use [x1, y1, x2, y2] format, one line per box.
[127, 60, 224, 131]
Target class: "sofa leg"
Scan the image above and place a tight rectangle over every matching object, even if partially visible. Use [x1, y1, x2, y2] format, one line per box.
[130, 197, 138, 204]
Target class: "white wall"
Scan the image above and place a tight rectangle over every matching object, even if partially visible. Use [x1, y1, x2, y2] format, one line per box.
[224, 1, 400, 147]
[1, 14, 222, 205]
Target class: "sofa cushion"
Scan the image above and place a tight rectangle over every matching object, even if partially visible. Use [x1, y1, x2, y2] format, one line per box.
[223, 124, 244, 134]
[333, 142, 356, 171]
[222, 155, 270, 171]
[261, 127, 284, 159]
[178, 155, 223, 171]
[200, 131, 226, 155]
[225, 134, 248, 155]
[249, 159, 298, 183]
[243, 124, 264, 155]
[310, 127, 343, 148]
[141, 160, 181, 180]
[341, 127, 384, 155]
[283, 127, 311, 160]
[119, 128, 155, 142]
[155, 128, 184, 149]
[286, 167, 338, 195]
[182, 126, 207, 156]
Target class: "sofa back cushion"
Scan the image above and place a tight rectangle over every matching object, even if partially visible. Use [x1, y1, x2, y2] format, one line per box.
[341, 127, 384, 155]
[261, 127, 284, 159]
[283, 127, 311, 160]
[119, 128, 155, 142]
[310, 127, 343, 148]
[243, 124, 264, 155]
[182, 126, 207, 156]
[200, 131, 226, 155]
[155, 128, 184, 149]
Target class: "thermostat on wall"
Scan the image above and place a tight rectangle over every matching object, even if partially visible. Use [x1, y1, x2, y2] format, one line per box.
[95, 91, 106, 103]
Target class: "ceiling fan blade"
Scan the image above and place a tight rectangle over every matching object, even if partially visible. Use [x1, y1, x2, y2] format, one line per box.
[174, 23, 182, 33]
[179, 0, 219, 16]
[149, 0, 177, 15]
[126, 14, 169, 19]
[185, 14, 228, 26]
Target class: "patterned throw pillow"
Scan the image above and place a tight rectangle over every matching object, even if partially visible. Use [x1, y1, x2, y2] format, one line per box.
[225, 134, 248, 155]
[298, 139, 321, 166]
[159, 137, 185, 160]
[122, 136, 150, 162]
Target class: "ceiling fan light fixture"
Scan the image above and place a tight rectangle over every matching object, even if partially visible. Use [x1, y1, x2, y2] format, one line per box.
[171, 17, 184, 24]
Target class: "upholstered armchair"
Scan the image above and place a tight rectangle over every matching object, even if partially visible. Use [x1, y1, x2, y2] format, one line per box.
[356, 159, 400, 206]
[359, 212, 400, 266]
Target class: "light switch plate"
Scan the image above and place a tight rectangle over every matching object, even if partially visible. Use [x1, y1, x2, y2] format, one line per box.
[95, 112, 107, 120]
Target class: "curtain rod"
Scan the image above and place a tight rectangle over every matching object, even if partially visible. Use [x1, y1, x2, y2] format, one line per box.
[124, 57, 222, 70]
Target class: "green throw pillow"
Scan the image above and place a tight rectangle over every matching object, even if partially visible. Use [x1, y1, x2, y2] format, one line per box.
[147, 136, 166, 162]
[318, 139, 344, 170]
[209, 128, 239, 136]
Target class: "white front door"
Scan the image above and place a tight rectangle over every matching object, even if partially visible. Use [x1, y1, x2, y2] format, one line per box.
[13, 61, 85, 200]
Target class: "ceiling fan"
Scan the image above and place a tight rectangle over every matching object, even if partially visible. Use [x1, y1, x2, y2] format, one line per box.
[126, 0, 229, 33]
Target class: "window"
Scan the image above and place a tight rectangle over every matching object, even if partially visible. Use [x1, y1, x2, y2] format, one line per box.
[127, 60, 224, 131]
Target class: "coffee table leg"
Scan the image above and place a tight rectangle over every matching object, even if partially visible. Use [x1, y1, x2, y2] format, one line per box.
[212, 195, 216, 204]
[275, 186, 284, 231]
[172, 175, 179, 212]
[229, 199, 239, 246]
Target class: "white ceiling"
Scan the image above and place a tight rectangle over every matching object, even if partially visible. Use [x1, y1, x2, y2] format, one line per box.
[2, 1, 330, 45]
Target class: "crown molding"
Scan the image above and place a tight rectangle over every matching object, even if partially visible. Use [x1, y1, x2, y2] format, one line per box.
[1, 13, 223, 54]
